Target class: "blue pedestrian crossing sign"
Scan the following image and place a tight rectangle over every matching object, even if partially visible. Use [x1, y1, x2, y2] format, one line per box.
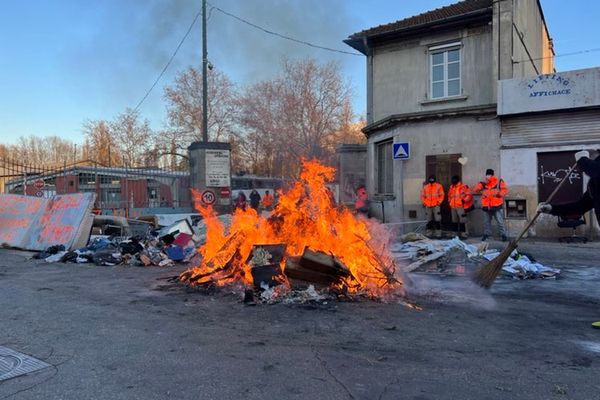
[393, 142, 410, 160]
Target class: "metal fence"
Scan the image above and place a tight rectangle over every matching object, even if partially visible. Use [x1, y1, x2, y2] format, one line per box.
[0, 157, 194, 215]
[0, 156, 72, 198]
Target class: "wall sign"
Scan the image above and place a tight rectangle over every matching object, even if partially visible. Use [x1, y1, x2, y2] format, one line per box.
[393, 142, 410, 160]
[205, 149, 231, 187]
[498, 67, 600, 115]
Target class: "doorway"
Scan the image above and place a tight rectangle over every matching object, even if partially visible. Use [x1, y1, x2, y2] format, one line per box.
[426, 153, 462, 230]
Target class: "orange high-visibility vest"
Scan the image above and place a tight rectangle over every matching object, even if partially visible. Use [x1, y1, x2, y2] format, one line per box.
[448, 183, 472, 209]
[462, 188, 474, 210]
[262, 193, 274, 208]
[355, 187, 369, 210]
[421, 182, 444, 207]
[473, 176, 508, 209]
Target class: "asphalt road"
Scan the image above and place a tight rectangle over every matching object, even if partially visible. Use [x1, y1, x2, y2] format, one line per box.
[1, 239, 599, 400]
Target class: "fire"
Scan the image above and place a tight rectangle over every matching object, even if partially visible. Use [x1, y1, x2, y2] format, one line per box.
[180, 160, 402, 297]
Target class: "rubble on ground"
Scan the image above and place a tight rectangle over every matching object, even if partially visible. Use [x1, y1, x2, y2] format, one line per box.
[391, 236, 561, 280]
[36, 218, 200, 267]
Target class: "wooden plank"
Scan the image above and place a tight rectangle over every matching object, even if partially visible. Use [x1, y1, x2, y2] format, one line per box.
[285, 257, 340, 286]
[299, 247, 351, 278]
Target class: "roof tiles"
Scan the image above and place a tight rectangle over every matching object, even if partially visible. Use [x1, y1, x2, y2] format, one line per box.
[348, 0, 492, 39]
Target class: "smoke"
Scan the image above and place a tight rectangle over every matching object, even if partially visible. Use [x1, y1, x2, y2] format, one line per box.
[402, 272, 498, 311]
[80, 0, 358, 89]
[132, 0, 361, 85]
[206, 0, 360, 83]
[63, 0, 362, 131]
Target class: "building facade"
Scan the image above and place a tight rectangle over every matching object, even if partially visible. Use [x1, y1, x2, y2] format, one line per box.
[345, 0, 558, 235]
[498, 67, 600, 237]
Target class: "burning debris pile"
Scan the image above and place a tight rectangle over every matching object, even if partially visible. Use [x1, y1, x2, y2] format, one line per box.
[179, 160, 402, 300]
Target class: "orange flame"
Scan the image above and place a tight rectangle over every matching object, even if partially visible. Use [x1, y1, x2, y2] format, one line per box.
[181, 160, 401, 296]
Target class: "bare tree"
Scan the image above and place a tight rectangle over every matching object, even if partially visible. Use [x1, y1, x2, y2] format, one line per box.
[9, 135, 78, 167]
[237, 58, 355, 177]
[83, 120, 121, 166]
[110, 108, 155, 167]
[163, 67, 239, 151]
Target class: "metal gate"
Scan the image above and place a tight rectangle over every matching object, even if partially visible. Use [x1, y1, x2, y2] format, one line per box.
[0, 156, 69, 198]
[1, 157, 193, 216]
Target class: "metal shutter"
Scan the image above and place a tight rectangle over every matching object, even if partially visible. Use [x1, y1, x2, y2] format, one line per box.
[501, 109, 600, 148]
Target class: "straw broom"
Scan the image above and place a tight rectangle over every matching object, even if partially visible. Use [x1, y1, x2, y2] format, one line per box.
[473, 161, 578, 288]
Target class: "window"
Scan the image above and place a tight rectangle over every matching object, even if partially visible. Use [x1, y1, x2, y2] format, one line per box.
[100, 174, 120, 185]
[78, 173, 96, 186]
[101, 188, 121, 205]
[376, 140, 393, 194]
[430, 44, 461, 99]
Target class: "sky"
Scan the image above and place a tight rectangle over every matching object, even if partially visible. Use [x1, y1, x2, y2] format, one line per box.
[0, 0, 599, 144]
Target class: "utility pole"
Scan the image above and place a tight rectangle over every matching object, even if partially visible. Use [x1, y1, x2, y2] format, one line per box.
[202, 0, 209, 142]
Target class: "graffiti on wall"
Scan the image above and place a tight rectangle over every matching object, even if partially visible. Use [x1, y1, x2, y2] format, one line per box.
[0, 193, 95, 251]
[537, 151, 583, 203]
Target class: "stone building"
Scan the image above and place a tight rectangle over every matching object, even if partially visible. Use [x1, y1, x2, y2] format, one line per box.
[344, 0, 560, 236]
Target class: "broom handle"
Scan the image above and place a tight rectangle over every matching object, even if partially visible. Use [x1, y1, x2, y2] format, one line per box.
[513, 161, 579, 243]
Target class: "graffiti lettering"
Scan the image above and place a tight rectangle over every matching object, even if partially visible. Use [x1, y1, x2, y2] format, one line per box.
[538, 165, 581, 185]
[0, 193, 94, 250]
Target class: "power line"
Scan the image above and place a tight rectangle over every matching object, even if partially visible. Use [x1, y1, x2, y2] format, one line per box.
[207, 2, 362, 57]
[133, 10, 201, 112]
[514, 47, 600, 64]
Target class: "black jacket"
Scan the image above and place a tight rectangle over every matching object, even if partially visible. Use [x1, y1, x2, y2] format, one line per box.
[551, 154, 600, 224]
[249, 191, 261, 209]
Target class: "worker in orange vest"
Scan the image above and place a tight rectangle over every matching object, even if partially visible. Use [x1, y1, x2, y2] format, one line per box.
[262, 190, 274, 211]
[448, 175, 473, 238]
[473, 168, 509, 241]
[421, 175, 444, 238]
[354, 185, 369, 217]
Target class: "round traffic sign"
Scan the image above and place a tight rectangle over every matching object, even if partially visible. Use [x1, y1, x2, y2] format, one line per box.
[201, 189, 216, 205]
[220, 187, 231, 197]
[33, 179, 45, 190]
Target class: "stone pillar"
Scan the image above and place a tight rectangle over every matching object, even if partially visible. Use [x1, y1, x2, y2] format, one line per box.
[188, 141, 232, 214]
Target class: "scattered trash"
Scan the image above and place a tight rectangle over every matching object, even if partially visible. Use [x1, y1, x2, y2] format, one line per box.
[158, 219, 195, 240]
[173, 232, 193, 248]
[400, 232, 428, 243]
[33, 244, 66, 259]
[248, 244, 286, 289]
[43, 251, 68, 263]
[255, 283, 331, 305]
[165, 246, 185, 262]
[499, 253, 561, 279]
[38, 220, 201, 268]
[391, 235, 560, 280]
[93, 250, 122, 266]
